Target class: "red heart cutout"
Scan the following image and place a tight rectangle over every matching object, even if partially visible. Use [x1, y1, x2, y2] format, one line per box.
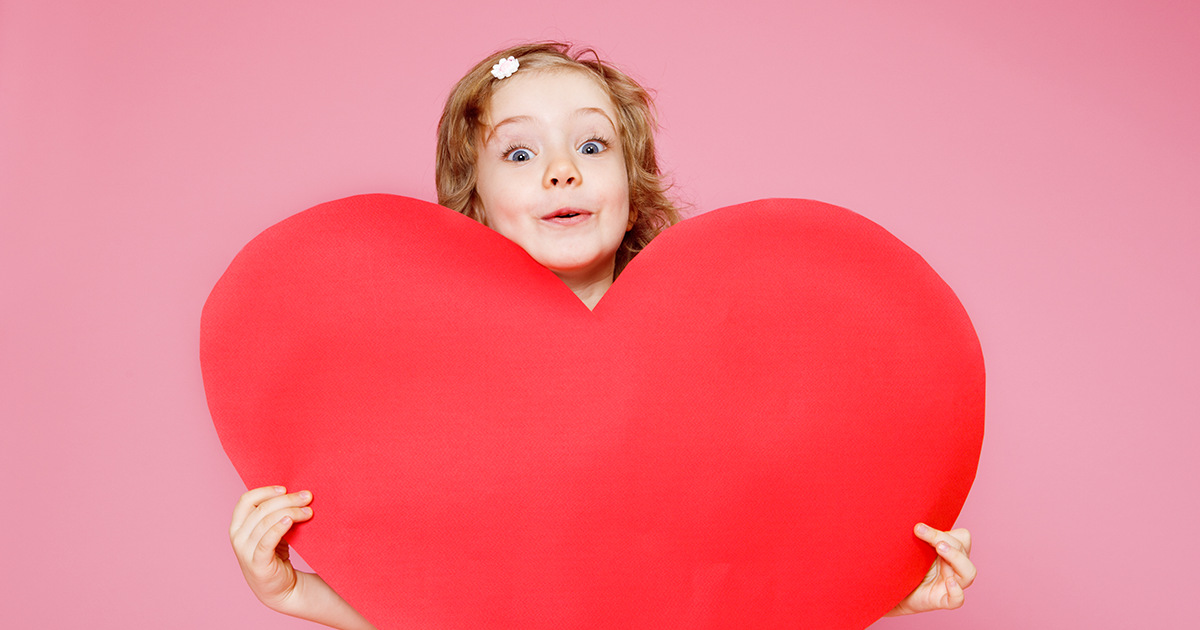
[202, 195, 983, 630]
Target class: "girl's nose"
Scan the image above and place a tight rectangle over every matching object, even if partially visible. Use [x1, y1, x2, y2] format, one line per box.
[543, 153, 582, 188]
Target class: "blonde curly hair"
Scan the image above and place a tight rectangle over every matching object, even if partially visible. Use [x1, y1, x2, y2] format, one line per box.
[436, 41, 680, 277]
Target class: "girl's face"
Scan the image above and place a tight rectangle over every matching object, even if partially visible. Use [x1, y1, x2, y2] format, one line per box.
[474, 70, 632, 291]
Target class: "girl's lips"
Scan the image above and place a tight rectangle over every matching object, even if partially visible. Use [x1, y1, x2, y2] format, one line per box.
[541, 208, 592, 225]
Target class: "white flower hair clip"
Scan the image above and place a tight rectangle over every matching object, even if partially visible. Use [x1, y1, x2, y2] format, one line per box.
[491, 56, 519, 80]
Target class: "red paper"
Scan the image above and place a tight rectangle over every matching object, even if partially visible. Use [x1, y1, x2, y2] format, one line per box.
[201, 194, 984, 630]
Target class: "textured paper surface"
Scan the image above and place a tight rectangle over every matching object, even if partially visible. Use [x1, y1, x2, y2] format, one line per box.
[201, 194, 984, 630]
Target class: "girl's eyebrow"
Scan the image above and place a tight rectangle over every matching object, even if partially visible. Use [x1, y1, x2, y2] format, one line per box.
[491, 115, 536, 132]
[572, 107, 616, 129]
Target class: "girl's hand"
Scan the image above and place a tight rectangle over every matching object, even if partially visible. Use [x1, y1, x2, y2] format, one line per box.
[229, 486, 315, 613]
[885, 523, 976, 616]
[229, 487, 377, 630]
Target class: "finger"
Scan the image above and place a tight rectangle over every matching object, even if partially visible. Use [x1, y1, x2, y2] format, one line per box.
[232, 490, 314, 550]
[251, 511, 301, 569]
[935, 540, 978, 588]
[942, 576, 965, 610]
[914, 522, 947, 544]
[915, 523, 966, 554]
[913, 522, 937, 544]
[243, 500, 313, 553]
[231, 486, 287, 535]
[246, 506, 314, 569]
[949, 528, 972, 555]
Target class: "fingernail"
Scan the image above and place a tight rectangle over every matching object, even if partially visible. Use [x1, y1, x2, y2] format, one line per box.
[301, 507, 313, 517]
[299, 491, 312, 501]
[274, 486, 286, 494]
[916, 524, 929, 536]
[937, 541, 950, 553]
[280, 516, 292, 526]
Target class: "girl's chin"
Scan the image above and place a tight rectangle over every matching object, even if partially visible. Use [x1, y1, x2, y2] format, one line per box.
[538, 255, 617, 279]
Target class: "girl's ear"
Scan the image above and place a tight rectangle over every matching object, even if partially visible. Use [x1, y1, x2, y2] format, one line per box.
[626, 207, 638, 231]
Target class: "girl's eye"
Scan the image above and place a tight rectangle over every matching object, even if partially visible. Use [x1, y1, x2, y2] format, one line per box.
[504, 148, 534, 162]
[579, 140, 606, 155]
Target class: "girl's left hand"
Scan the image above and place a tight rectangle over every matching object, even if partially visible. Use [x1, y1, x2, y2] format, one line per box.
[885, 523, 976, 616]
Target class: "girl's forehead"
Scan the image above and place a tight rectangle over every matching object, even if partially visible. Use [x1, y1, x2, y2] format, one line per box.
[485, 69, 616, 122]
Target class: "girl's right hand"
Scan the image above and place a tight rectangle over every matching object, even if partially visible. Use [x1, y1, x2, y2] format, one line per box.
[229, 486, 315, 613]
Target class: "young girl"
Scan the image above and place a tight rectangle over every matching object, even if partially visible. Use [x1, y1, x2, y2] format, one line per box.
[227, 42, 977, 629]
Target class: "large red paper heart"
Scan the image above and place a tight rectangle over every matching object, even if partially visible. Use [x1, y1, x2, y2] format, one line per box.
[202, 195, 983, 630]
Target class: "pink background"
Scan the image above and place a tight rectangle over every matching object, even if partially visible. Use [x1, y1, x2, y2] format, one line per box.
[2, 1, 1196, 628]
